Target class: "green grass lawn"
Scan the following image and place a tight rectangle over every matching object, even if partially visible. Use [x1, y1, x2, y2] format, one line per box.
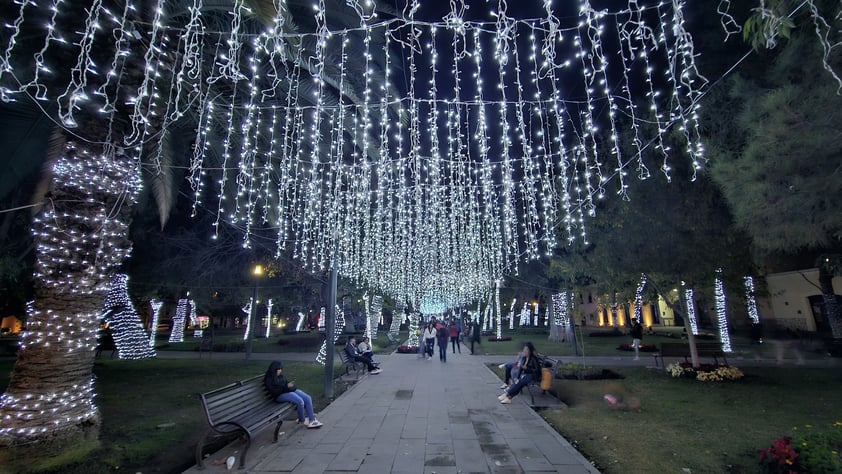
[0, 326, 836, 473]
[0, 357, 348, 474]
[537, 366, 842, 473]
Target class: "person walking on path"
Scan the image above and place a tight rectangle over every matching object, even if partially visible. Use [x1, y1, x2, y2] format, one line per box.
[437, 322, 449, 362]
[449, 321, 461, 354]
[423, 322, 437, 360]
[470, 320, 482, 354]
[630, 320, 643, 360]
[264, 360, 323, 428]
[498, 342, 541, 404]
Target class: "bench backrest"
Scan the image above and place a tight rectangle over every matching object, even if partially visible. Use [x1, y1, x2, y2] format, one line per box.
[199, 375, 275, 427]
[337, 348, 350, 363]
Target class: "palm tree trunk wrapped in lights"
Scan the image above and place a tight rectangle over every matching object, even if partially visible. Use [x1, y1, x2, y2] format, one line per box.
[0, 142, 139, 451]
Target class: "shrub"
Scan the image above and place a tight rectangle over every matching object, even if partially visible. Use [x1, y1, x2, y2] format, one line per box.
[665, 362, 743, 381]
[758, 436, 798, 473]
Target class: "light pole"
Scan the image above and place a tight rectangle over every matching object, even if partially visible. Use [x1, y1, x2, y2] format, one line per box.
[245, 264, 264, 360]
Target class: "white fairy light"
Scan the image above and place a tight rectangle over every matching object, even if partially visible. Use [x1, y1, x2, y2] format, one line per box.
[169, 299, 188, 343]
[1, 142, 139, 442]
[633, 273, 647, 324]
[101, 274, 156, 360]
[149, 299, 163, 348]
[744, 275, 760, 324]
[264, 299, 273, 338]
[241, 298, 252, 341]
[0, 0, 713, 324]
[315, 305, 344, 365]
[684, 287, 699, 335]
[295, 312, 306, 332]
[714, 269, 733, 353]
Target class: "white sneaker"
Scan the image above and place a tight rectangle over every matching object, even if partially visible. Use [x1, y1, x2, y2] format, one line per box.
[298, 417, 309, 425]
[498, 364, 506, 369]
[499, 383, 508, 389]
[500, 397, 512, 404]
[370, 368, 382, 374]
[307, 419, 323, 429]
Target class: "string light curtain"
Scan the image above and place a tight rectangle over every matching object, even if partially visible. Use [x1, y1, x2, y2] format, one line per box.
[0, 0, 706, 310]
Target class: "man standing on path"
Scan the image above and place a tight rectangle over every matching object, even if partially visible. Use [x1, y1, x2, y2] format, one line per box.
[470, 319, 482, 355]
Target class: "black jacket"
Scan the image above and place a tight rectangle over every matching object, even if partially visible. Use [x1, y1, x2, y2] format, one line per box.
[520, 355, 542, 382]
[264, 361, 293, 398]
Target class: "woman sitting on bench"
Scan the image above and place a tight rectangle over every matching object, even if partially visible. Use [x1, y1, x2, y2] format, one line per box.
[498, 342, 541, 404]
[264, 361, 323, 428]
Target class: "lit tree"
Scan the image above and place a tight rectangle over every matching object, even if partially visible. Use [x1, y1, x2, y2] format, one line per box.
[0, 142, 139, 452]
[101, 274, 156, 360]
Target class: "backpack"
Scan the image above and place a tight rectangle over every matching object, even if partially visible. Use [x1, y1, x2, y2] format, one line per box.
[437, 326, 448, 340]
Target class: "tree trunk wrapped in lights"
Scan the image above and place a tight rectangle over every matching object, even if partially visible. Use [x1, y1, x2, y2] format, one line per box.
[101, 274, 156, 360]
[0, 142, 139, 452]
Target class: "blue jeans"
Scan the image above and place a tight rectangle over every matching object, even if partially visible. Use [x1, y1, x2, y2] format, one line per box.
[504, 363, 520, 384]
[505, 373, 533, 398]
[276, 389, 315, 422]
[425, 339, 435, 357]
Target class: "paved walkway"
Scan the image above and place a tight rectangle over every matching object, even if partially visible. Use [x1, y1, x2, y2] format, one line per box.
[182, 349, 599, 473]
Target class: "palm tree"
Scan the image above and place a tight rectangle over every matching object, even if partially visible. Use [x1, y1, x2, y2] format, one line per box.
[0, 0, 398, 460]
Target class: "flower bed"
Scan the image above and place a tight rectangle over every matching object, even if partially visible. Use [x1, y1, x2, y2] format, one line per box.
[616, 343, 657, 352]
[665, 362, 744, 381]
[758, 423, 842, 473]
[396, 345, 418, 354]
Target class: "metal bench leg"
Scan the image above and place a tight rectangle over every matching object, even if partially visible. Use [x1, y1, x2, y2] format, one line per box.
[196, 428, 212, 470]
[238, 434, 252, 469]
[273, 420, 284, 442]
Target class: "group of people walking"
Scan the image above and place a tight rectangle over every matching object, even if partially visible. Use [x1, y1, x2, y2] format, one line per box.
[417, 317, 483, 362]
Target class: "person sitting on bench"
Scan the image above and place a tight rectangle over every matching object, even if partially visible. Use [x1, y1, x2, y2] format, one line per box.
[356, 336, 377, 365]
[264, 360, 323, 428]
[498, 342, 541, 404]
[345, 337, 381, 374]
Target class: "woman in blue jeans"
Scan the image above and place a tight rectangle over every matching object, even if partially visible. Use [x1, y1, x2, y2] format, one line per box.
[498, 342, 541, 404]
[264, 360, 323, 428]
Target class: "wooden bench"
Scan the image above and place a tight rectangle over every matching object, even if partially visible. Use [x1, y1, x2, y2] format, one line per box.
[337, 348, 367, 379]
[653, 342, 728, 367]
[524, 352, 560, 404]
[196, 375, 294, 470]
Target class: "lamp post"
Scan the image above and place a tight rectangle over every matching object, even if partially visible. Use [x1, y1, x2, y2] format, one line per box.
[245, 264, 264, 360]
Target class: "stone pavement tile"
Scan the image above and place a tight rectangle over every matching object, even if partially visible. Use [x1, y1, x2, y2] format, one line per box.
[541, 465, 598, 474]
[310, 442, 344, 454]
[288, 451, 335, 473]
[423, 467, 459, 474]
[427, 421, 452, 441]
[317, 426, 355, 444]
[424, 443, 456, 466]
[453, 438, 489, 471]
[325, 444, 366, 471]
[402, 419, 429, 438]
[450, 421, 479, 440]
[530, 434, 586, 465]
[480, 442, 519, 470]
[391, 439, 427, 472]
[358, 452, 396, 471]
[506, 437, 554, 471]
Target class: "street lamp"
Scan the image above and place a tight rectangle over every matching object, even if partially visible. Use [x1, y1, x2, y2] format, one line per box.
[245, 264, 264, 360]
